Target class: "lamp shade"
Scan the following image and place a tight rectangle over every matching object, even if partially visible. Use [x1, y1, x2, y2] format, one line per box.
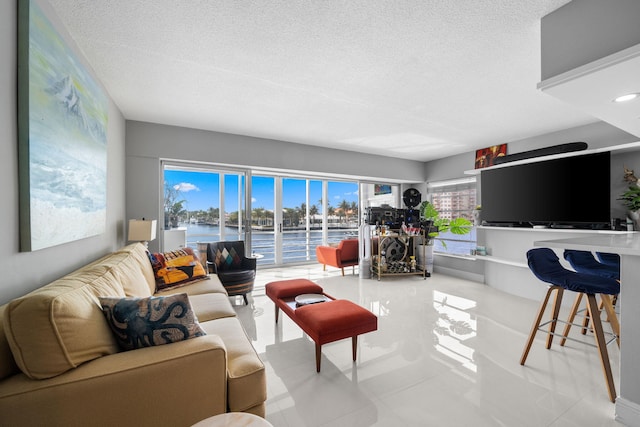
[128, 219, 157, 242]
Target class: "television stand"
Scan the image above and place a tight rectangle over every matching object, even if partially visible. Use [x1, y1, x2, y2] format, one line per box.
[482, 222, 529, 228]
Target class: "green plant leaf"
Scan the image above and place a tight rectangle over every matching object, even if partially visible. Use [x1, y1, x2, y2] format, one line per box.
[420, 201, 472, 238]
[448, 217, 473, 234]
[618, 185, 640, 211]
[421, 202, 439, 220]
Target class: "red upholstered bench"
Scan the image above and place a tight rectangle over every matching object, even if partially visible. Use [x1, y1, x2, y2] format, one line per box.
[265, 279, 378, 372]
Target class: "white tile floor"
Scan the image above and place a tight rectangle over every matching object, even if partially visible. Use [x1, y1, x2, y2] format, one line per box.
[230, 264, 623, 427]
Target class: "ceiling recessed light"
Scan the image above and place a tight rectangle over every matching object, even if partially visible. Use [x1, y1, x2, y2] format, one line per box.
[613, 93, 639, 103]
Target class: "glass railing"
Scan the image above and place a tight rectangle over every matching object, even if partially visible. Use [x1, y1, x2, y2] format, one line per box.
[182, 222, 360, 267]
[253, 228, 358, 266]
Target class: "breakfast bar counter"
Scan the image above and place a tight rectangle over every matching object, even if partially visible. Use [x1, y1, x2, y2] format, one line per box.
[534, 233, 640, 425]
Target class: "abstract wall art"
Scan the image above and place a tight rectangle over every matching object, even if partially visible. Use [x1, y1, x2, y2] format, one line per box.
[18, 0, 108, 251]
[474, 144, 507, 169]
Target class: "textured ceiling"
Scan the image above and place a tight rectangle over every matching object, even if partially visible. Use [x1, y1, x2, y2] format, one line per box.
[46, 0, 597, 161]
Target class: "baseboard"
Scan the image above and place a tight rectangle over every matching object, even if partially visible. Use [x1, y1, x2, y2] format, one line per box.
[616, 397, 640, 426]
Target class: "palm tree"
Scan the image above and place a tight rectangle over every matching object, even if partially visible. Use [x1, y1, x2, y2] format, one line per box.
[207, 207, 219, 224]
[252, 207, 265, 226]
[282, 208, 296, 227]
[228, 211, 239, 225]
[350, 201, 358, 222]
[309, 204, 319, 226]
[164, 182, 186, 228]
[298, 203, 307, 225]
[164, 181, 186, 228]
[328, 206, 336, 225]
[339, 200, 350, 224]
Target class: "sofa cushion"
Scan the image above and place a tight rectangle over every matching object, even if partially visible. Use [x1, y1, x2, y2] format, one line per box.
[93, 250, 154, 299]
[154, 273, 227, 297]
[3, 273, 125, 380]
[187, 293, 237, 322]
[265, 278, 324, 300]
[99, 293, 206, 351]
[114, 243, 158, 296]
[148, 248, 209, 292]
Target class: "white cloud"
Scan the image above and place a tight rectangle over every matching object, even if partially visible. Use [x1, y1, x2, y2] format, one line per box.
[251, 197, 257, 203]
[173, 182, 199, 192]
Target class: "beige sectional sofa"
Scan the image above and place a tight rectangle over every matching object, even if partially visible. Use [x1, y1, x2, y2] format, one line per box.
[0, 243, 266, 426]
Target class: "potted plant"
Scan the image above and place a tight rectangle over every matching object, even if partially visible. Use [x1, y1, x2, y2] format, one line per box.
[618, 185, 640, 228]
[420, 201, 473, 246]
[473, 205, 482, 226]
[618, 185, 640, 212]
[416, 201, 473, 274]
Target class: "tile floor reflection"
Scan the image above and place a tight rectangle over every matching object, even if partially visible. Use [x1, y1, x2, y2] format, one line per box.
[230, 265, 623, 427]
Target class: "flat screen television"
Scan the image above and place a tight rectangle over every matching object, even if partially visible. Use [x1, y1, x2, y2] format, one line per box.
[480, 151, 611, 228]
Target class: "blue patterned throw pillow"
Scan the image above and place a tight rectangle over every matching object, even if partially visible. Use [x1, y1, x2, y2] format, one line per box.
[99, 293, 206, 351]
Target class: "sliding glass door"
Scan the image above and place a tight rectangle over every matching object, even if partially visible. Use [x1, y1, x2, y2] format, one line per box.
[163, 162, 360, 268]
[249, 174, 359, 266]
[281, 177, 323, 264]
[162, 163, 247, 251]
[250, 175, 275, 265]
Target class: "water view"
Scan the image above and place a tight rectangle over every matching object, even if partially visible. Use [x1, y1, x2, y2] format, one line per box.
[182, 223, 359, 266]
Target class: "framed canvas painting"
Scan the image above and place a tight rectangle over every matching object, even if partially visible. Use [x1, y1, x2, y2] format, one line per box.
[474, 144, 507, 169]
[18, 0, 108, 251]
[374, 184, 392, 195]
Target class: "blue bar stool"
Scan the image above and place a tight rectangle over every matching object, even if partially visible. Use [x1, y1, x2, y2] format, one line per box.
[521, 248, 620, 402]
[564, 249, 620, 280]
[563, 249, 620, 340]
[595, 252, 621, 268]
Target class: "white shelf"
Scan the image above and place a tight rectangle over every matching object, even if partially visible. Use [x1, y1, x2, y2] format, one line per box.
[476, 226, 631, 235]
[464, 141, 640, 175]
[473, 255, 528, 269]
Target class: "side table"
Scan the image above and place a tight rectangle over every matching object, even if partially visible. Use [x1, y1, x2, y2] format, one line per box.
[191, 412, 273, 427]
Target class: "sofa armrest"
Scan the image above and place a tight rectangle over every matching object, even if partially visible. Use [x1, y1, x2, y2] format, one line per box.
[0, 335, 228, 427]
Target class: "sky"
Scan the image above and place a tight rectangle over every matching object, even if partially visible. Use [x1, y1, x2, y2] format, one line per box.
[165, 169, 359, 212]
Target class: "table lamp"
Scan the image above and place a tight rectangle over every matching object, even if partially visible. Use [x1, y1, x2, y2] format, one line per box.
[128, 219, 157, 247]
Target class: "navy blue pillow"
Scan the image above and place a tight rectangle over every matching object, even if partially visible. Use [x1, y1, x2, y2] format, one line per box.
[99, 293, 206, 351]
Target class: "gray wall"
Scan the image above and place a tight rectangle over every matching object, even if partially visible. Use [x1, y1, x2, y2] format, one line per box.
[0, 1, 127, 305]
[541, 0, 640, 80]
[424, 121, 637, 184]
[125, 120, 426, 253]
[124, 118, 636, 275]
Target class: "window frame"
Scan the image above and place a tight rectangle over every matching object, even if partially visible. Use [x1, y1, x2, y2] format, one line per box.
[427, 177, 477, 256]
